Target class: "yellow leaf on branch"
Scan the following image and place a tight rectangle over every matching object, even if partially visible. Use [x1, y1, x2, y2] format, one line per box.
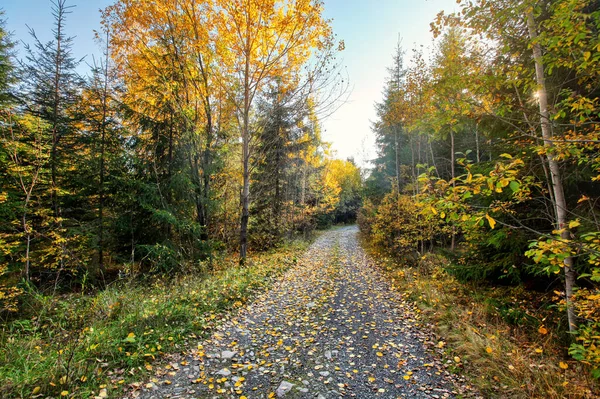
[485, 214, 496, 229]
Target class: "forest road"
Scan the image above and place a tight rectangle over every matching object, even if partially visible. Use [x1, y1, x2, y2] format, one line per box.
[133, 226, 474, 399]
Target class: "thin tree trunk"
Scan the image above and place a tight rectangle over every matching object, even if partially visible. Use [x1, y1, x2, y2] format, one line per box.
[51, 5, 65, 282]
[450, 130, 456, 251]
[240, 127, 250, 263]
[25, 232, 31, 281]
[410, 138, 416, 196]
[475, 123, 480, 163]
[450, 130, 456, 186]
[301, 163, 307, 205]
[429, 140, 439, 177]
[200, 111, 213, 242]
[98, 31, 110, 277]
[416, 137, 421, 194]
[527, 11, 577, 333]
[51, 24, 62, 219]
[395, 127, 400, 191]
[239, 27, 251, 263]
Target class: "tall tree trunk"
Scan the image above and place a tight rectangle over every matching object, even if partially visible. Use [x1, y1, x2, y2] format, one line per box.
[475, 123, 480, 163]
[450, 130, 456, 251]
[239, 33, 251, 263]
[51, 27, 62, 219]
[240, 133, 250, 263]
[410, 138, 416, 196]
[301, 162, 307, 205]
[274, 140, 282, 233]
[98, 31, 110, 277]
[51, 3, 66, 274]
[450, 130, 456, 186]
[394, 127, 400, 192]
[200, 107, 213, 242]
[527, 11, 577, 333]
[416, 137, 421, 194]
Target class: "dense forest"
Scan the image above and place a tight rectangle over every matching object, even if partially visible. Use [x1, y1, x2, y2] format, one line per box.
[0, 2, 361, 396]
[359, 0, 600, 392]
[0, 0, 360, 300]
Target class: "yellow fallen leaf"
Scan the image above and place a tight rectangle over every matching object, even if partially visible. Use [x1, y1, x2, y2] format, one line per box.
[454, 356, 461, 363]
[376, 351, 383, 357]
[486, 347, 493, 354]
[538, 326, 548, 335]
[32, 387, 41, 395]
[403, 375, 410, 380]
[60, 391, 69, 397]
[559, 362, 568, 370]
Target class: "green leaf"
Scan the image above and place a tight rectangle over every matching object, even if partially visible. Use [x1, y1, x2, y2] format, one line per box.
[509, 181, 520, 193]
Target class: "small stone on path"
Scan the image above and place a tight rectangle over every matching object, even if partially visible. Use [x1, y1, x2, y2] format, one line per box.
[276, 380, 295, 397]
[221, 350, 237, 360]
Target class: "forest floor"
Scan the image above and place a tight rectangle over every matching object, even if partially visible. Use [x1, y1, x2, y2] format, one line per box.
[130, 226, 478, 399]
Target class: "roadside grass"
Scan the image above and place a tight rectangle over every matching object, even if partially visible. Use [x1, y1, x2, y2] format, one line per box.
[0, 240, 309, 399]
[364, 243, 599, 398]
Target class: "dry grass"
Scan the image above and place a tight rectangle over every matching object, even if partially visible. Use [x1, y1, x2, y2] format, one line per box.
[372, 250, 599, 399]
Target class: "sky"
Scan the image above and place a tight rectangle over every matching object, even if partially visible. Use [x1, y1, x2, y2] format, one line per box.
[1, 0, 459, 168]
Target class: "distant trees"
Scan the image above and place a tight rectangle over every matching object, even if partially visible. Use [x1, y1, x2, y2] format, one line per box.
[213, 0, 334, 262]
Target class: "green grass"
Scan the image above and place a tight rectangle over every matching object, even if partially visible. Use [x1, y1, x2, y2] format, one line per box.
[0, 240, 309, 399]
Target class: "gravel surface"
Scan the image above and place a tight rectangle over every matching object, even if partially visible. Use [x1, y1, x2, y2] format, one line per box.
[131, 226, 476, 399]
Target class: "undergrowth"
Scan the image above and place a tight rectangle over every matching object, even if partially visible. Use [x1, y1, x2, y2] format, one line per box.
[363, 240, 600, 399]
[0, 240, 309, 399]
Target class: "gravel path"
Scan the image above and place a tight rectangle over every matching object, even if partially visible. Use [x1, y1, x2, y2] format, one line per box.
[132, 226, 474, 399]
